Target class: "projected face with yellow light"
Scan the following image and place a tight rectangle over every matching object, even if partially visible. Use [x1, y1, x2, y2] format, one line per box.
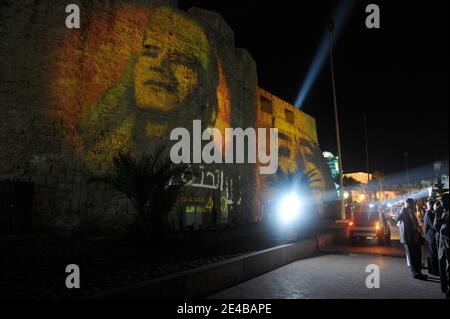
[134, 7, 209, 110]
[52, 6, 218, 173]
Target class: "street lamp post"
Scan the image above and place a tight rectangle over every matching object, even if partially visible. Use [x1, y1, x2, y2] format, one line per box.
[329, 23, 345, 221]
[433, 161, 444, 194]
[363, 115, 371, 200]
[404, 152, 410, 186]
[434, 161, 442, 180]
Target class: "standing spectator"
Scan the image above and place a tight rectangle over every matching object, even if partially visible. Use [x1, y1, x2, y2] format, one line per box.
[434, 201, 442, 213]
[424, 198, 439, 276]
[397, 198, 427, 279]
[434, 193, 449, 298]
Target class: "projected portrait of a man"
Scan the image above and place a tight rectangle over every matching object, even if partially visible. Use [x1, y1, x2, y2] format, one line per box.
[77, 6, 218, 173]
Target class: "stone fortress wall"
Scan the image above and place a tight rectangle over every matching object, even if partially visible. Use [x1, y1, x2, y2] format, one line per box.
[0, 0, 337, 233]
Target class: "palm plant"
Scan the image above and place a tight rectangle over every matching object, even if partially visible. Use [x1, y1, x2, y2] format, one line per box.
[90, 146, 195, 235]
[332, 174, 361, 189]
[269, 168, 321, 194]
[297, 139, 340, 218]
[344, 176, 361, 188]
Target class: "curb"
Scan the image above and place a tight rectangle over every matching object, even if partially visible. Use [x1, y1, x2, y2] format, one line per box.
[91, 232, 337, 299]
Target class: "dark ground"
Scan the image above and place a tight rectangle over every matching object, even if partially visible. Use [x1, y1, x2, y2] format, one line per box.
[0, 220, 333, 298]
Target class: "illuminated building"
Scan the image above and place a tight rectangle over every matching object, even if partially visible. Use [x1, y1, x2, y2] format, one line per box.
[257, 89, 338, 218]
[344, 172, 398, 203]
[323, 151, 340, 191]
[0, 1, 337, 233]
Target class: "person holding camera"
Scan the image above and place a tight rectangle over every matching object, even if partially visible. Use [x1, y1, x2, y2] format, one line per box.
[434, 193, 449, 298]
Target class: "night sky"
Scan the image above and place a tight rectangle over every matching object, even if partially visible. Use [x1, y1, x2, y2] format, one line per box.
[178, 0, 449, 181]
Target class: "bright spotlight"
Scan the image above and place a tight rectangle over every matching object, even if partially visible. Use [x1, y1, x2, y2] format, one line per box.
[278, 192, 302, 224]
[343, 191, 350, 199]
[294, 0, 356, 108]
[387, 203, 393, 208]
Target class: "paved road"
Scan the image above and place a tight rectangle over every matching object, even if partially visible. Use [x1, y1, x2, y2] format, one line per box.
[211, 224, 445, 299]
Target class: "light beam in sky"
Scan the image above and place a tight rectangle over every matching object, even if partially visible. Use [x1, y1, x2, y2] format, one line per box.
[294, 0, 356, 109]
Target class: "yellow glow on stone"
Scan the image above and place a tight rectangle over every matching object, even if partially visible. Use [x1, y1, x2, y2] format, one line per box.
[85, 116, 135, 174]
[134, 7, 208, 110]
[213, 55, 231, 155]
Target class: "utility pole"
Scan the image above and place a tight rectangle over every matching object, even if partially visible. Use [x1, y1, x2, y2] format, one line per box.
[329, 18, 345, 220]
[363, 115, 371, 199]
[404, 152, 410, 186]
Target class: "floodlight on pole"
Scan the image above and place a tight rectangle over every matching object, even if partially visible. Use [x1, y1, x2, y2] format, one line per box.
[329, 19, 345, 221]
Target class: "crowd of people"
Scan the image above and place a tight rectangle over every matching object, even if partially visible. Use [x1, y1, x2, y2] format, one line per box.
[396, 193, 449, 298]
